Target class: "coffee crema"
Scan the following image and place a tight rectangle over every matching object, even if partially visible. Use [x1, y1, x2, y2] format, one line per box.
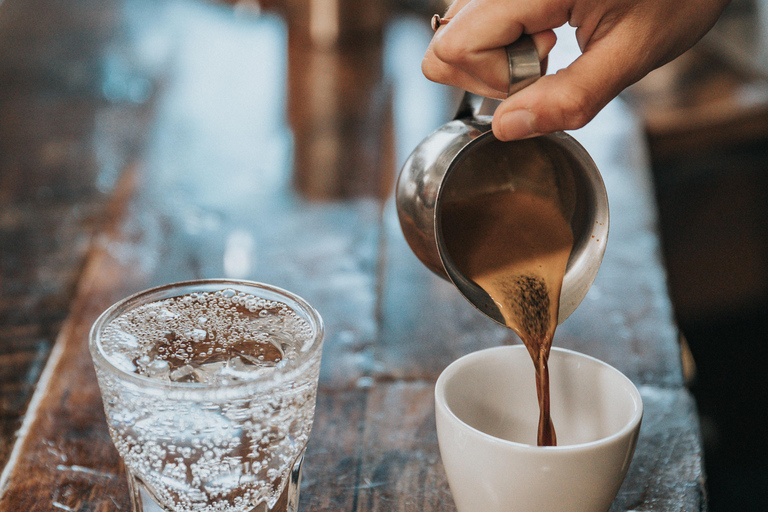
[441, 187, 574, 446]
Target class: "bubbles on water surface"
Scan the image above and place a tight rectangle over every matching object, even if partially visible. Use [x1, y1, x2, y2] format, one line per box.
[98, 289, 314, 384]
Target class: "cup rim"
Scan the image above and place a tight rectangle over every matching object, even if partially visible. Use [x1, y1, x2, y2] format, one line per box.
[435, 345, 643, 452]
[89, 279, 324, 392]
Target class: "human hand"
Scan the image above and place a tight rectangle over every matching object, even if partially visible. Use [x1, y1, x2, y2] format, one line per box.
[422, 0, 731, 140]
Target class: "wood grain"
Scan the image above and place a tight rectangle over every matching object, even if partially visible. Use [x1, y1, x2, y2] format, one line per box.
[0, 0, 157, 472]
[0, 0, 706, 510]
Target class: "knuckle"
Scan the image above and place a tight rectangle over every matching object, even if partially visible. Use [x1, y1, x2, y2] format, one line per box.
[549, 79, 599, 130]
[431, 36, 471, 67]
[421, 57, 450, 84]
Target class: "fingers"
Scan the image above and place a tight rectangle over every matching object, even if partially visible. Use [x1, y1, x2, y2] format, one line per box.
[438, 0, 566, 51]
[426, 0, 733, 141]
[423, 30, 556, 98]
[491, 38, 632, 140]
[423, 0, 562, 97]
[422, 46, 508, 99]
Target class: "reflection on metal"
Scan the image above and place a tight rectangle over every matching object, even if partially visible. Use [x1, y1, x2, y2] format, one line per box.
[431, 15, 450, 31]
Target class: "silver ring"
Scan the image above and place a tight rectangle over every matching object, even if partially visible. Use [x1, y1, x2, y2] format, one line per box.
[506, 35, 541, 96]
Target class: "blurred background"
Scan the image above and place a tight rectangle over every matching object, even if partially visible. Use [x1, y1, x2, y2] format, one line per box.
[623, 1, 768, 509]
[1, 0, 766, 509]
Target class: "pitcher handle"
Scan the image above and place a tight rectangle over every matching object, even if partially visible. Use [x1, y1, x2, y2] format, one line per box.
[453, 34, 542, 120]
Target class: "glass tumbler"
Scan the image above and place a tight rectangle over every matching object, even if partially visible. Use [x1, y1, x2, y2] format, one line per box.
[89, 279, 324, 512]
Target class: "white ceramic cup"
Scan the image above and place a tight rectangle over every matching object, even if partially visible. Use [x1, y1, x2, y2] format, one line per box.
[435, 346, 643, 512]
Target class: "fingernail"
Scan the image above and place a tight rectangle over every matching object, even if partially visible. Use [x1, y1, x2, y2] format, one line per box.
[498, 110, 538, 140]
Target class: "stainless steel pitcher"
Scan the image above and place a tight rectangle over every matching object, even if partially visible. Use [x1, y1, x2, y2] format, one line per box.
[395, 36, 609, 326]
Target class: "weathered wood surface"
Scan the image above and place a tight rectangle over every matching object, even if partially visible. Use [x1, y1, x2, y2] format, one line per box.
[0, 0, 704, 510]
[0, 0, 153, 474]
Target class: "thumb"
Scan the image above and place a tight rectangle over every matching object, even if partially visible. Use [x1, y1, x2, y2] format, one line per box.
[491, 41, 632, 141]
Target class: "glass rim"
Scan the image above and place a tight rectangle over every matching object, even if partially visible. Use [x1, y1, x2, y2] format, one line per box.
[89, 279, 324, 391]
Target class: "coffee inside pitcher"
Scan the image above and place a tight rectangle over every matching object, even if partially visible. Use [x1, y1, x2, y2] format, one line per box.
[438, 136, 579, 446]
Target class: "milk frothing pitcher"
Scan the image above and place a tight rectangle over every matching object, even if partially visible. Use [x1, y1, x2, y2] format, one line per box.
[395, 35, 609, 326]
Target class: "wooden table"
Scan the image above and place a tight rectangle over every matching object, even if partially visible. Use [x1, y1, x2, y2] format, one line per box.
[0, 0, 705, 510]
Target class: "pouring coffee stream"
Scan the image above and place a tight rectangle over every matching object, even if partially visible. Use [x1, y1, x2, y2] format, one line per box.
[395, 34, 609, 446]
[440, 185, 574, 445]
